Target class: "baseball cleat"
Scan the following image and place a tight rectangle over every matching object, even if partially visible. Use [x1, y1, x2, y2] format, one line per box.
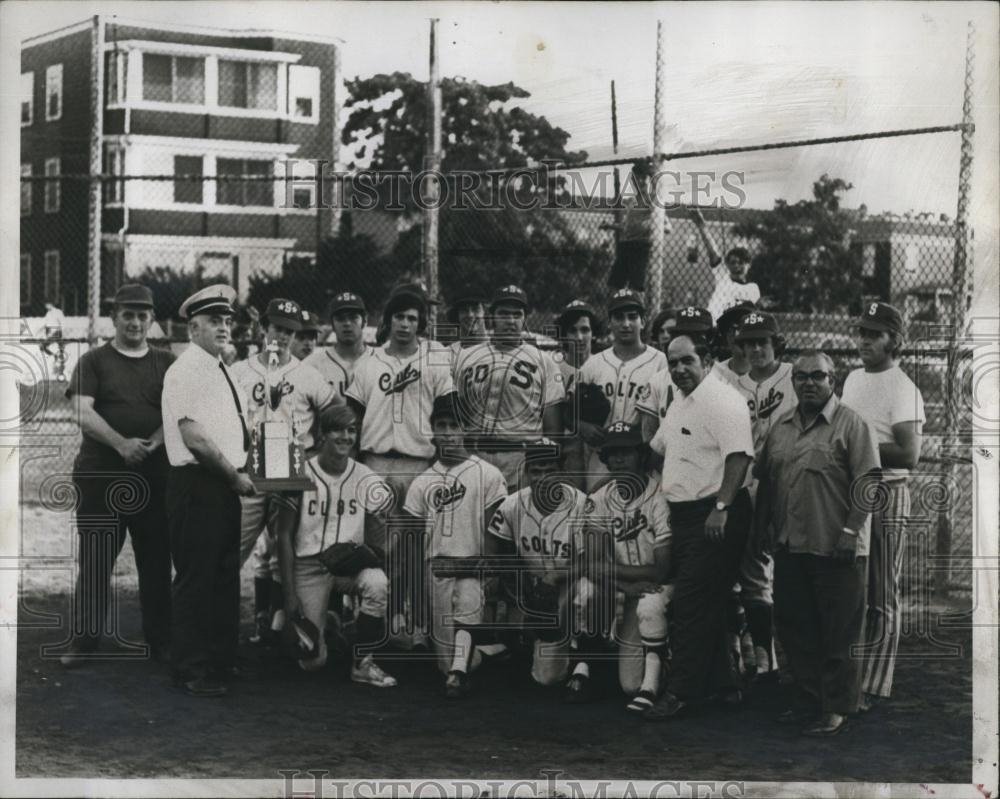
[351, 655, 397, 688]
[643, 691, 689, 721]
[626, 689, 657, 714]
[445, 670, 471, 699]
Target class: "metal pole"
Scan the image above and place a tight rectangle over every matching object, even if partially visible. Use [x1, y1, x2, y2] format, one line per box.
[647, 19, 668, 310]
[611, 80, 623, 253]
[330, 43, 343, 236]
[87, 15, 104, 345]
[423, 18, 442, 325]
[937, 19, 976, 595]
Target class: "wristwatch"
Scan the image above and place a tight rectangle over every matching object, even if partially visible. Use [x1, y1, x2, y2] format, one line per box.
[715, 500, 729, 512]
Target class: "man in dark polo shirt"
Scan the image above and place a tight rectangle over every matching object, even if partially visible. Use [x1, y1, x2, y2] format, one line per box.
[61, 284, 176, 667]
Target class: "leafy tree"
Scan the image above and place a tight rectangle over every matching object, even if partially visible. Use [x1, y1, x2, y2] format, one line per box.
[734, 175, 864, 314]
[134, 265, 228, 321]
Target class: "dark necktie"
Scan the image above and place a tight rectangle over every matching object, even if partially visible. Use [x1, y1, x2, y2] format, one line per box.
[218, 360, 250, 452]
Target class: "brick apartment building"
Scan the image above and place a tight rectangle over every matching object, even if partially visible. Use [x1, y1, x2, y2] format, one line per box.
[20, 16, 340, 316]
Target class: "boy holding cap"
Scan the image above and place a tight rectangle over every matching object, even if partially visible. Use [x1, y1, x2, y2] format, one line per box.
[842, 301, 924, 712]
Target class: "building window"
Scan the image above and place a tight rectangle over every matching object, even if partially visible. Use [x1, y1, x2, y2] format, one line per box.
[217, 158, 273, 207]
[21, 253, 32, 307]
[44, 158, 60, 213]
[282, 159, 317, 209]
[103, 145, 125, 204]
[21, 164, 32, 217]
[288, 65, 319, 121]
[174, 155, 204, 204]
[143, 54, 205, 104]
[218, 60, 278, 110]
[45, 64, 63, 121]
[105, 51, 128, 105]
[44, 250, 60, 303]
[21, 72, 34, 126]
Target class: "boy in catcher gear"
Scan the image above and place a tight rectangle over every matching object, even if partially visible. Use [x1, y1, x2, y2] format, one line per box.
[453, 285, 564, 493]
[581, 421, 673, 714]
[403, 395, 508, 698]
[486, 440, 593, 694]
[304, 292, 373, 400]
[572, 288, 666, 491]
[272, 405, 397, 686]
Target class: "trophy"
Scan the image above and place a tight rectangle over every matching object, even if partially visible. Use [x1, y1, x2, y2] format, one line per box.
[247, 340, 315, 491]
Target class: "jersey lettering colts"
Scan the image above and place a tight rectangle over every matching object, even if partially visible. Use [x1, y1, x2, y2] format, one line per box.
[488, 486, 588, 570]
[578, 348, 666, 426]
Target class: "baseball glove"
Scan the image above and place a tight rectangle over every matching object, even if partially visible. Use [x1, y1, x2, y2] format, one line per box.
[317, 542, 383, 577]
[577, 382, 611, 426]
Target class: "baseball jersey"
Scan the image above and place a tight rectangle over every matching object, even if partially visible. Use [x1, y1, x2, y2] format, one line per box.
[576, 347, 667, 427]
[712, 358, 745, 389]
[231, 355, 335, 451]
[292, 456, 392, 557]
[707, 272, 761, 321]
[488, 485, 588, 571]
[346, 340, 455, 458]
[404, 456, 508, 559]
[585, 475, 671, 567]
[453, 342, 565, 440]
[842, 364, 926, 480]
[303, 345, 373, 399]
[735, 362, 797, 456]
[637, 368, 675, 421]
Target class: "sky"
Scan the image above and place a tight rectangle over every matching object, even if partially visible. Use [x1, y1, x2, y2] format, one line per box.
[4, 0, 998, 218]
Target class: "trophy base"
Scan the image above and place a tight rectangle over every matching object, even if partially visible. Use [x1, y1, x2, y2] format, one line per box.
[249, 475, 315, 492]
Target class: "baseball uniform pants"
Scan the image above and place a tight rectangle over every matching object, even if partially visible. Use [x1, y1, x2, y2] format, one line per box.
[773, 550, 868, 716]
[293, 557, 389, 671]
[167, 465, 241, 680]
[428, 571, 485, 675]
[615, 587, 673, 695]
[666, 489, 751, 701]
[68, 463, 172, 655]
[860, 480, 911, 698]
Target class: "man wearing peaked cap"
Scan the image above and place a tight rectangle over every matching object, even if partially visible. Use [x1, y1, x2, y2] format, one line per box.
[161, 283, 255, 697]
[843, 300, 924, 713]
[60, 283, 176, 669]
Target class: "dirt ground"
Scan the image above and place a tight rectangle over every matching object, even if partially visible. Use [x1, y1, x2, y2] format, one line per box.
[14, 539, 973, 783]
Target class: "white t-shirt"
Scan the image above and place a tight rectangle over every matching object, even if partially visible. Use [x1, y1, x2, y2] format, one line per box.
[346, 340, 455, 458]
[453, 342, 565, 440]
[292, 457, 391, 557]
[707, 272, 761, 322]
[162, 343, 248, 468]
[488, 484, 588, 571]
[404, 456, 508, 559]
[735, 362, 797, 456]
[577, 346, 667, 427]
[585, 475, 671, 567]
[654, 372, 755, 501]
[231, 356, 335, 451]
[303, 345, 373, 400]
[842, 365, 926, 480]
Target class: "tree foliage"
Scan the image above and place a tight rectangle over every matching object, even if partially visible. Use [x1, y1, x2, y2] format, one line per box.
[734, 175, 864, 314]
[134, 266, 228, 321]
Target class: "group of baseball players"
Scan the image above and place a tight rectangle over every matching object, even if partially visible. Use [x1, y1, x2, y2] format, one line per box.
[60, 237, 924, 737]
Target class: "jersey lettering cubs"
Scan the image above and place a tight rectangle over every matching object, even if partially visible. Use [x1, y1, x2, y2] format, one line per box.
[453, 342, 564, 440]
[735, 361, 797, 455]
[346, 341, 455, 458]
[292, 457, 392, 557]
[585, 475, 670, 567]
[577, 347, 666, 427]
[230, 356, 335, 451]
[488, 485, 588, 570]
[404, 456, 507, 559]
[304, 346, 373, 399]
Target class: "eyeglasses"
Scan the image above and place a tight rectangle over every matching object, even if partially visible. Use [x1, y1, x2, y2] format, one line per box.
[792, 371, 831, 384]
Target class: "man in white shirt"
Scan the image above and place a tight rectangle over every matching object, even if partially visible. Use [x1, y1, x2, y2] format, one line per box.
[691, 209, 761, 321]
[842, 301, 925, 712]
[162, 285, 256, 697]
[645, 331, 755, 721]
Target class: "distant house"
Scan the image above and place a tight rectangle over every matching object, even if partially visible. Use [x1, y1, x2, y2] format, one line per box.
[20, 16, 341, 315]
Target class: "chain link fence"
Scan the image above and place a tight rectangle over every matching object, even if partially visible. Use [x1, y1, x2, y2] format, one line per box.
[17, 155, 976, 593]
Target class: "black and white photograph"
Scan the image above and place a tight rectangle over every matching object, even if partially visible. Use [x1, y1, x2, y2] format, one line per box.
[1, 1, 997, 796]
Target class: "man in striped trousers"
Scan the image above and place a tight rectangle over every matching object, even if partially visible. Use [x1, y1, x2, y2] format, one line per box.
[842, 302, 925, 712]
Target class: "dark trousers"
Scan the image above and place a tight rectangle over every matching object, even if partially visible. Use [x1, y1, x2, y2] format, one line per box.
[667, 488, 751, 701]
[70, 461, 171, 652]
[773, 550, 868, 715]
[167, 465, 241, 679]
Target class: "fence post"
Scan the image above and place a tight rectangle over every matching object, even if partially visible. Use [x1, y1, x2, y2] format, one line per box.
[936, 19, 976, 596]
[647, 19, 668, 311]
[87, 15, 104, 345]
[330, 42, 343, 236]
[423, 18, 442, 326]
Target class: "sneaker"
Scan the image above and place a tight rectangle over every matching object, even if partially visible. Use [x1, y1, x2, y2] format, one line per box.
[445, 670, 471, 699]
[351, 655, 397, 688]
[644, 691, 689, 722]
[626, 689, 658, 714]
